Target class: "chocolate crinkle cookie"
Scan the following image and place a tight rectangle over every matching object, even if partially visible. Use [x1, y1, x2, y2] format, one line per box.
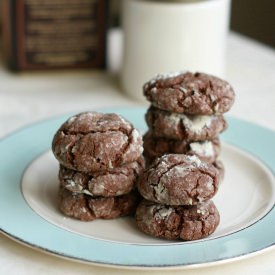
[143, 131, 221, 164]
[59, 156, 145, 197]
[135, 200, 220, 241]
[52, 112, 143, 173]
[58, 187, 141, 221]
[143, 72, 235, 115]
[145, 105, 227, 141]
[137, 154, 220, 206]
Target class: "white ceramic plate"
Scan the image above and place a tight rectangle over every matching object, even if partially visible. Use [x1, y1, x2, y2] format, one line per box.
[0, 107, 275, 269]
[21, 144, 274, 246]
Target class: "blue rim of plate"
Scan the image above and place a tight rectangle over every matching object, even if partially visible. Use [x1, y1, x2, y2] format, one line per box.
[0, 106, 275, 269]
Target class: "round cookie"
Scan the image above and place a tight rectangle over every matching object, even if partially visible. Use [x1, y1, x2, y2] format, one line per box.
[143, 71, 235, 115]
[143, 131, 221, 164]
[52, 112, 143, 173]
[137, 154, 220, 205]
[59, 156, 145, 197]
[135, 200, 220, 241]
[145, 105, 227, 141]
[58, 188, 141, 221]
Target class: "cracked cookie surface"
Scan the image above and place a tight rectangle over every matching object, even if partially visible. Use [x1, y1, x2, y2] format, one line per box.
[135, 199, 220, 241]
[58, 187, 141, 221]
[52, 112, 143, 173]
[137, 154, 220, 205]
[143, 72, 235, 115]
[143, 131, 221, 164]
[59, 156, 145, 197]
[145, 105, 227, 141]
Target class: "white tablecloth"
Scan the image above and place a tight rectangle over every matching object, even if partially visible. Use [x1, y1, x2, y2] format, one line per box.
[1, 30, 275, 274]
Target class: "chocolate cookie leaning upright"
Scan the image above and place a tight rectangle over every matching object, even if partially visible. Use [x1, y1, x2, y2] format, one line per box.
[143, 71, 235, 115]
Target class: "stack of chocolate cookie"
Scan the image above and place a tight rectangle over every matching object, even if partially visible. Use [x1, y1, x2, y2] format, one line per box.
[135, 71, 235, 241]
[142, 71, 235, 175]
[52, 111, 144, 221]
[136, 154, 221, 241]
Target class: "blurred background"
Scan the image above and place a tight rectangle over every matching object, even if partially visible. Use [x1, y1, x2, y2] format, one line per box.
[111, 0, 275, 48]
[110, 0, 275, 48]
[0, 0, 274, 72]
[231, 0, 275, 49]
